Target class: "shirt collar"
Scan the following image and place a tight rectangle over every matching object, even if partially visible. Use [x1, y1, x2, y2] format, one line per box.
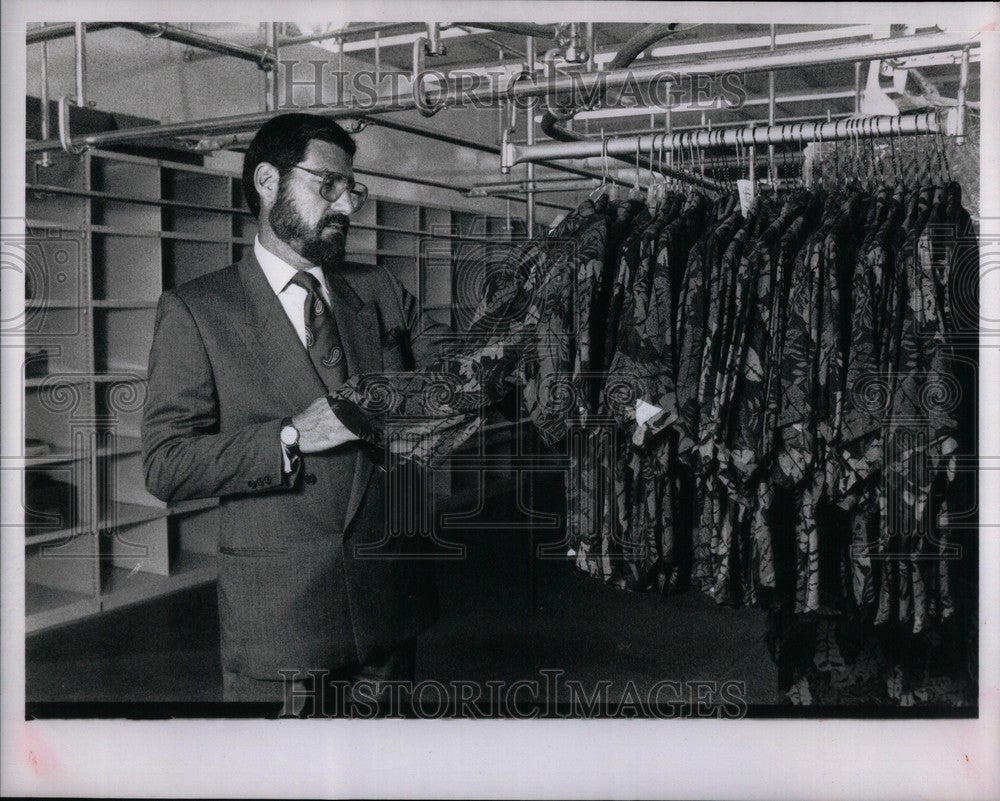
[253, 234, 329, 298]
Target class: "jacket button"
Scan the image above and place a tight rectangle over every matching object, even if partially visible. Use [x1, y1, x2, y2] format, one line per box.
[248, 480, 256, 488]
[264, 475, 272, 485]
[305, 473, 317, 485]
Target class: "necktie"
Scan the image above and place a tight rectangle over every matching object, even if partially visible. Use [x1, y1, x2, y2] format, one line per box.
[288, 270, 348, 390]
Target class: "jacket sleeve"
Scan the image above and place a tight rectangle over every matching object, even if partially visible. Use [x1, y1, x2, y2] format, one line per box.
[141, 290, 290, 502]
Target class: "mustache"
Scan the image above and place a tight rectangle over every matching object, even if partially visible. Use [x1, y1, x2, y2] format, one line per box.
[320, 214, 351, 231]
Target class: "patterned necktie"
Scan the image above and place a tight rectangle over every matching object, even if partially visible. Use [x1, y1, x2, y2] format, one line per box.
[288, 270, 348, 390]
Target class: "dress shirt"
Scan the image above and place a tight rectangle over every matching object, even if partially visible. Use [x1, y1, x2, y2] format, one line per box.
[254, 234, 333, 348]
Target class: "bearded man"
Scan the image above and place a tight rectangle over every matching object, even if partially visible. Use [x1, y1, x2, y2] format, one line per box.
[141, 114, 442, 707]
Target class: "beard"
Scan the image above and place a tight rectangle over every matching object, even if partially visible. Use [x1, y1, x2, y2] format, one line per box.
[268, 175, 350, 267]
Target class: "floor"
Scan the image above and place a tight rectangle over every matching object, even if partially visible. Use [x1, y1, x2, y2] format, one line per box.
[26, 492, 779, 709]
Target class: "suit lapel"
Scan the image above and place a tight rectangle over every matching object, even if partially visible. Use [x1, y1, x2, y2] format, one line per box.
[326, 267, 382, 533]
[234, 253, 326, 411]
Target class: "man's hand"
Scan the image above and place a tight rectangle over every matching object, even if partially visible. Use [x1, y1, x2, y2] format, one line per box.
[292, 396, 360, 454]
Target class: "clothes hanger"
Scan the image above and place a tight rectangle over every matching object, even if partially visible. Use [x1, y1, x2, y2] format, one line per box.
[589, 132, 609, 201]
[647, 133, 658, 210]
[607, 129, 621, 202]
[811, 122, 821, 190]
[657, 130, 669, 199]
[889, 118, 902, 187]
[832, 119, 841, 191]
[850, 119, 861, 191]
[629, 135, 643, 201]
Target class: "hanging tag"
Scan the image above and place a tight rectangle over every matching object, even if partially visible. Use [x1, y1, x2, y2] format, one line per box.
[635, 399, 663, 428]
[736, 179, 755, 217]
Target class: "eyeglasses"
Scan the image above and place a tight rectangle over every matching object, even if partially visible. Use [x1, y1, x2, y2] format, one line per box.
[290, 164, 369, 212]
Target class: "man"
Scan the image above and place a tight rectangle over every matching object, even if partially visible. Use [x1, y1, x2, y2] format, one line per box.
[142, 113, 442, 706]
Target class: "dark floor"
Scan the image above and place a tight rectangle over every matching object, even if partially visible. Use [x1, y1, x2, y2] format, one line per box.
[26, 493, 779, 707]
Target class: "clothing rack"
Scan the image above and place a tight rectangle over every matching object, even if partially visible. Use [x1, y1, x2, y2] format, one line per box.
[465, 178, 602, 198]
[502, 109, 959, 171]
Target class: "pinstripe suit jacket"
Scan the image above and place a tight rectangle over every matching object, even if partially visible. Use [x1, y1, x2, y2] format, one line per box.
[141, 251, 442, 678]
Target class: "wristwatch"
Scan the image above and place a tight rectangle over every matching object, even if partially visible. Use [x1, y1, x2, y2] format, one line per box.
[280, 417, 300, 450]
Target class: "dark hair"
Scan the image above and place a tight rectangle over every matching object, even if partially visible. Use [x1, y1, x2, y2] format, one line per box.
[241, 114, 357, 217]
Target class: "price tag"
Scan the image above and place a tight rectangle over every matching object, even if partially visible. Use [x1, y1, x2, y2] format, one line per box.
[736, 179, 755, 217]
[635, 399, 662, 428]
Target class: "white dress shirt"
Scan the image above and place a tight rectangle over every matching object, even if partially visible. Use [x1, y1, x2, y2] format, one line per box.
[254, 234, 333, 349]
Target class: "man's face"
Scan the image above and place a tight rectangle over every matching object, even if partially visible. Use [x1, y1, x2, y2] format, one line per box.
[268, 139, 354, 268]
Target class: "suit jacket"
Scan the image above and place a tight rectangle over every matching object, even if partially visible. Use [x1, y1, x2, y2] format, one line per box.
[141, 251, 444, 679]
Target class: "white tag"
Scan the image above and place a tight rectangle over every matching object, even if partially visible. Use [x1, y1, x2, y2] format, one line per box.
[635, 399, 663, 428]
[736, 179, 754, 217]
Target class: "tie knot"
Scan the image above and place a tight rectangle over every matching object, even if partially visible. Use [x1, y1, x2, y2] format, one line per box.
[288, 270, 321, 295]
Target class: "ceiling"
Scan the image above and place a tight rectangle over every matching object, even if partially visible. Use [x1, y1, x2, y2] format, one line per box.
[25, 21, 981, 146]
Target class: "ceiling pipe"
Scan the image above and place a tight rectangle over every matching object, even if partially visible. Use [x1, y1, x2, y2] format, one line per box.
[454, 22, 556, 40]
[279, 23, 420, 47]
[425, 22, 446, 56]
[74, 23, 87, 107]
[26, 22, 119, 44]
[264, 23, 279, 110]
[540, 23, 683, 177]
[27, 29, 979, 155]
[353, 166, 572, 211]
[115, 22, 276, 65]
[36, 26, 52, 170]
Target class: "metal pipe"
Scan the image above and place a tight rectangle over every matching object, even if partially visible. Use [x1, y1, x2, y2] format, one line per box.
[281, 23, 419, 48]
[38, 27, 52, 168]
[113, 23, 271, 64]
[466, 178, 600, 197]
[526, 35, 537, 235]
[264, 23, 278, 111]
[477, 174, 603, 186]
[425, 22, 444, 56]
[353, 166, 572, 211]
[527, 110, 856, 146]
[74, 23, 86, 106]
[563, 89, 856, 122]
[854, 60, 862, 113]
[26, 22, 118, 44]
[26, 29, 978, 154]
[956, 46, 970, 144]
[365, 117, 636, 187]
[767, 24, 776, 185]
[455, 22, 555, 40]
[507, 112, 948, 166]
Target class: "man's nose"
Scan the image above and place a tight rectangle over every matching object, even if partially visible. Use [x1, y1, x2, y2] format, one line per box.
[329, 192, 354, 215]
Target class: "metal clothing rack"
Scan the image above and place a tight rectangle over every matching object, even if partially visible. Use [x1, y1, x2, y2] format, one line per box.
[503, 109, 960, 171]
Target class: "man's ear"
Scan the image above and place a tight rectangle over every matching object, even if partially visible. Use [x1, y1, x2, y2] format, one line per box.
[254, 162, 280, 208]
